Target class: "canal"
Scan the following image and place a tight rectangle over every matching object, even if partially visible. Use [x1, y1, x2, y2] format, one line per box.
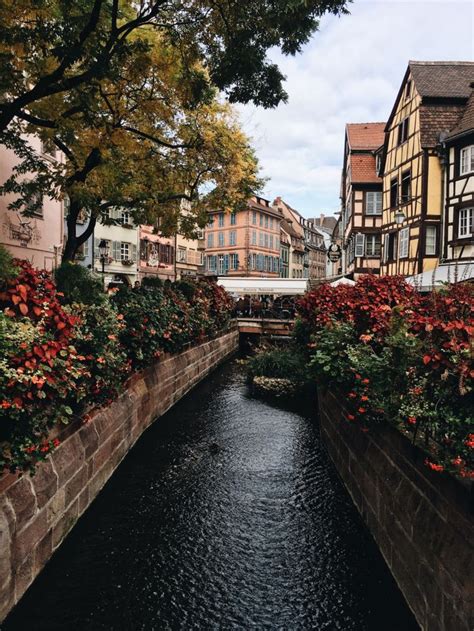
[4, 360, 418, 630]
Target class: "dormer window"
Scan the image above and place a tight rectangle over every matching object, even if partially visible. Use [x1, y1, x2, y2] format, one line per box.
[460, 145, 474, 175]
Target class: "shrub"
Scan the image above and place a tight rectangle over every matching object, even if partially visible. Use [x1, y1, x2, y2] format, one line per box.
[141, 276, 163, 290]
[299, 276, 474, 478]
[247, 344, 310, 387]
[0, 245, 18, 286]
[54, 262, 105, 305]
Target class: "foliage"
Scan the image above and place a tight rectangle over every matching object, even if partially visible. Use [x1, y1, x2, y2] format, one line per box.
[0, 244, 18, 286]
[54, 262, 105, 305]
[0, 261, 234, 472]
[247, 344, 311, 387]
[298, 277, 474, 478]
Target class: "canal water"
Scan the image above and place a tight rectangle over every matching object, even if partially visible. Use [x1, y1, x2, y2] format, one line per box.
[4, 360, 418, 630]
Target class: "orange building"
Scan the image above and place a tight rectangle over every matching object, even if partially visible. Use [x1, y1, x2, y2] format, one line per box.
[204, 196, 281, 276]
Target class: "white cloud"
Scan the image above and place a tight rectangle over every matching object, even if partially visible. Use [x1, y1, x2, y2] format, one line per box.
[237, 0, 474, 217]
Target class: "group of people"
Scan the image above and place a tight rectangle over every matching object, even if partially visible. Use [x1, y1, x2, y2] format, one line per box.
[233, 295, 296, 319]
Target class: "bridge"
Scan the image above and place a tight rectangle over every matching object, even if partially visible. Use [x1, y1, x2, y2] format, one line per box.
[236, 317, 295, 337]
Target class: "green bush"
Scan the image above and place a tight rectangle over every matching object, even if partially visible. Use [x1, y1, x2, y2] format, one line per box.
[247, 345, 311, 387]
[0, 245, 18, 286]
[141, 275, 163, 290]
[54, 262, 105, 305]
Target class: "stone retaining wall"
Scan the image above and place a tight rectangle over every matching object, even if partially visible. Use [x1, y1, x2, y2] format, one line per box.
[318, 387, 473, 631]
[0, 328, 239, 621]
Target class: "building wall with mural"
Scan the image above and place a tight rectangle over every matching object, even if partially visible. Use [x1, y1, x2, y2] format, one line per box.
[1, 137, 64, 270]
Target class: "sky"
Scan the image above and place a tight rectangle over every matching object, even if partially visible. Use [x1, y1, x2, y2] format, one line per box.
[237, 0, 474, 219]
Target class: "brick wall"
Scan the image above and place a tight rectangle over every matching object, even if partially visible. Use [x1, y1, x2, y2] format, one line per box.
[0, 329, 239, 621]
[318, 387, 473, 631]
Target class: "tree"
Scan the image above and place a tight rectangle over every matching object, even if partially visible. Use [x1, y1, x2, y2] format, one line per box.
[0, 0, 350, 134]
[0, 32, 264, 260]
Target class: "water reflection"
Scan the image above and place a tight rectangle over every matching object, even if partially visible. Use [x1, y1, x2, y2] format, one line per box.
[4, 360, 418, 630]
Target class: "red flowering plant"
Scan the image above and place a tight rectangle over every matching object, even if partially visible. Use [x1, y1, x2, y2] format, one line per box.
[0, 262, 90, 471]
[298, 276, 474, 478]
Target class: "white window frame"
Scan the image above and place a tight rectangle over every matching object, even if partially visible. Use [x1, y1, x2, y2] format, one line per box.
[120, 242, 130, 261]
[229, 230, 236, 246]
[425, 225, 437, 255]
[218, 212, 224, 227]
[251, 230, 257, 245]
[355, 233, 365, 257]
[207, 233, 214, 247]
[399, 227, 409, 259]
[365, 191, 382, 215]
[178, 247, 187, 262]
[460, 146, 474, 176]
[365, 234, 381, 257]
[218, 232, 225, 246]
[458, 207, 473, 239]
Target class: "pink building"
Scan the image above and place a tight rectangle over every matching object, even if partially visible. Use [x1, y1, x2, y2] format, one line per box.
[0, 137, 64, 270]
[204, 196, 281, 276]
[138, 224, 175, 281]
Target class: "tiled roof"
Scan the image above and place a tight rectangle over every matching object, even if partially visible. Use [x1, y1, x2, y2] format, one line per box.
[346, 123, 385, 150]
[311, 216, 337, 231]
[280, 218, 301, 239]
[419, 104, 465, 147]
[410, 61, 474, 99]
[446, 91, 474, 139]
[350, 153, 382, 184]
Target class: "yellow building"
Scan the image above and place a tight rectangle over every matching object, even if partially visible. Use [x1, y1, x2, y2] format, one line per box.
[380, 61, 474, 276]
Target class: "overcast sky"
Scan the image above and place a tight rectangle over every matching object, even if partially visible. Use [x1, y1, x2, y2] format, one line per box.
[237, 0, 474, 219]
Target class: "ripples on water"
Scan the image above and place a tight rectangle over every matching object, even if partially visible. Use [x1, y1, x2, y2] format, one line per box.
[4, 360, 418, 630]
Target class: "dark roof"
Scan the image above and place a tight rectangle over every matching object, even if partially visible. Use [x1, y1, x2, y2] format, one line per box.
[409, 61, 474, 99]
[419, 104, 465, 147]
[312, 215, 337, 231]
[350, 154, 382, 184]
[446, 91, 474, 140]
[346, 123, 385, 150]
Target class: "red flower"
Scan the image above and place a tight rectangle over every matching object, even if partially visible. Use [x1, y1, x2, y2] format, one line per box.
[348, 392, 357, 399]
[407, 416, 417, 425]
[425, 459, 444, 473]
[347, 414, 355, 421]
[358, 407, 367, 414]
[362, 378, 370, 385]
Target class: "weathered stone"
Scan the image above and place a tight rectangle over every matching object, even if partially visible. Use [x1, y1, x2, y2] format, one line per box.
[31, 459, 58, 510]
[51, 433, 85, 486]
[13, 512, 48, 566]
[6, 477, 36, 525]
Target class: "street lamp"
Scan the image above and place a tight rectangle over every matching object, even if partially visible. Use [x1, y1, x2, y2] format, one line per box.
[394, 210, 406, 274]
[98, 239, 109, 289]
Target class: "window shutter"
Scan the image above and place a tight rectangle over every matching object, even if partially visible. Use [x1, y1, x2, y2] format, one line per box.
[112, 241, 120, 261]
[94, 237, 100, 259]
[366, 193, 374, 214]
[224, 254, 229, 273]
[383, 234, 389, 262]
[236, 254, 239, 269]
[355, 233, 365, 257]
[131, 244, 137, 262]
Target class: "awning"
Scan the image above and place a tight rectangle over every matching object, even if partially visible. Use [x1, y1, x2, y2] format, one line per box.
[406, 262, 474, 292]
[217, 277, 309, 296]
[329, 276, 356, 287]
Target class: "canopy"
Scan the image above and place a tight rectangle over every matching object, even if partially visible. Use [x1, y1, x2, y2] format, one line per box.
[217, 276, 308, 296]
[329, 276, 356, 287]
[406, 263, 474, 292]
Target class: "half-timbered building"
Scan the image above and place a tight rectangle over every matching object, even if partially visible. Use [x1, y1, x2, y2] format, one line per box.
[340, 122, 385, 278]
[443, 90, 474, 264]
[380, 61, 474, 276]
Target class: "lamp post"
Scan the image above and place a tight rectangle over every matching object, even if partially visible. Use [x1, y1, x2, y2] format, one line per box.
[98, 239, 109, 290]
[394, 210, 406, 275]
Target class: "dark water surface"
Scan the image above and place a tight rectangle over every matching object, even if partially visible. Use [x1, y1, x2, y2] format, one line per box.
[4, 360, 418, 630]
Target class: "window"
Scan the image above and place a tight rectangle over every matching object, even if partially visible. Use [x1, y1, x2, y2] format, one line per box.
[259, 232, 264, 246]
[405, 79, 412, 99]
[460, 146, 474, 176]
[365, 191, 382, 215]
[218, 212, 224, 227]
[41, 140, 57, 159]
[270, 235, 274, 249]
[397, 118, 409, 145]
[264, 215, 269, 228]
[390, 178, 398, 209]
[120, 242, 130, 261]
[401, 170, 411, 203]
[259, 214, 263, 227]
[264, 233, 268, 247]
[178, 247, 187, 262]
[385, 232, 397, 261]
[207, 233, 214, 247]
[355, 233, 365, 257]
[119, 209, 131, 225]
[252, 211, 257, 225]
[207, 255, 216, 272]
[458, 207, 473, 238]
[425, 225, 437, 255]
[229, 231, 236, 246]
[82, 240, 90, 258]
[399, 227, 409, 258]
[366, 234, 381, 257]
[218, 232, 225, 246]
[207, 216, 214, 227]
[251, 230, 257, 245]
[230, 213, 236, 225]
[25, 191, 43, 217]
[230, 253, 239, 270]
[270, 218, 274, 229]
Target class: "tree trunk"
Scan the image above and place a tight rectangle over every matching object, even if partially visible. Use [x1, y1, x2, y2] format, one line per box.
[62, 199, 97, 263]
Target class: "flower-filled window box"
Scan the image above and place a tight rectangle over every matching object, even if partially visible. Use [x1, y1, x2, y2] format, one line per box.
[121, 258, 135, 266]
